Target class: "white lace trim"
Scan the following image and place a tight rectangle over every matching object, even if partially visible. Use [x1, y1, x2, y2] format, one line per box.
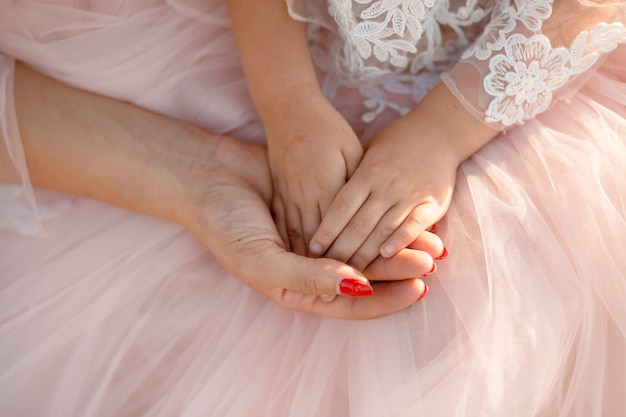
[328, 0, 492, 122]
[483, 22, 626, 126]
[313, 1, 626, 126]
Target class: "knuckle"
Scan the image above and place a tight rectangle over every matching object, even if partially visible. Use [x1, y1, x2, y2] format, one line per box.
[380, 222, 400, 239]
[406, 212, 426, 232]
[392, 226, 416, 246]
[299, 273, 321, 295]
[331, 201, 352, 220]
[346, 216, 369, 234]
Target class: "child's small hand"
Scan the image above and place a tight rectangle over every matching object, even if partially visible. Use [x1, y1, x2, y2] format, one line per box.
[265, 94, 363, 255]
[309, 115, 456, 269]
[308, 83, 498, 270]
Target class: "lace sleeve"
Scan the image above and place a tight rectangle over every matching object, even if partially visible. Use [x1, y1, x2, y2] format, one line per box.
[441, 0, 626, 129]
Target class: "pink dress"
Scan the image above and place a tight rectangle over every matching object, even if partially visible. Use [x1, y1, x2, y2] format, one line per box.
[1, 1, 625, 416]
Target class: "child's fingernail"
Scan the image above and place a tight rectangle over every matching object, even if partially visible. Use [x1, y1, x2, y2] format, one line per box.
[381, 243, 395, 257]
[416, 285, 429, 302]
[310, 241, 323, 254]
[338, 278, 373, 297]
[422, 263, 437, 277]
[435, 246, 449, 260]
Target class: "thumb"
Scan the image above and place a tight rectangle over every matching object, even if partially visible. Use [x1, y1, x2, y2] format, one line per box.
[263, 251, 374, 298]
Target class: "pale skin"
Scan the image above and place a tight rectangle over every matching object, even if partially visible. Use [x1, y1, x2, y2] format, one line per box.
[12, 62, 442, 320]
[227, 0, 364, 256]
[311, 84, 500, 271]
[228, 0, 500, 271]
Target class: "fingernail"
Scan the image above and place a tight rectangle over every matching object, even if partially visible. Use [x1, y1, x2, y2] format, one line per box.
[310, 241, 323, 254]
[381, 243, 395, 257]
[428, 223, 439, 233]
[435, 246, 448, 260]
[416, 284, 429, 302]
[338, 278, 373, 297]
[422, 263, 436, 277]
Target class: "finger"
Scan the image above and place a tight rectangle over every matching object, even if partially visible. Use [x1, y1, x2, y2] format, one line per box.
[342, 145, 363, 179]
[363, 247, 435, 281]
[380, 205, 437, 258]
[324, 196, 391, 263]
[347, 204, 415, 271]
[270, 279, 428, 320]
[309, 180, 370, 255]
[406, 230, 447, 260]
[253, 250, 374, 298]
[285, 201, 307, 256]
[272, 194, 290, 252]
[300, 205, 322, 257]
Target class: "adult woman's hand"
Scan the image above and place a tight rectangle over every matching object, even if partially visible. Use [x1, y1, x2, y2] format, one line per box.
[15, 62, 438, 320]
[180, 135, 440, 319]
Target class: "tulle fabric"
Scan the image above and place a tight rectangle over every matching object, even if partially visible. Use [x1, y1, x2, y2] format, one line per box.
[1, 1, 626, 416]
[0, 56, 42, 233]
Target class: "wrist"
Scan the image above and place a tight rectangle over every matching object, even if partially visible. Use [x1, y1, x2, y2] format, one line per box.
[158, 126, 225, 229]
[256, 82, 326, 131]
[404, 83, 500, 166]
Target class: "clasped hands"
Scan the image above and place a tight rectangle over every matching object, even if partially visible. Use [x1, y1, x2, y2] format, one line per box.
[263, 86, 463, 315]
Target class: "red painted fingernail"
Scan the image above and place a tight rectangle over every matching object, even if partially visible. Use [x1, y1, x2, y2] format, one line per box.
[428, 223, 439, 233]
[339, 278, 373, 297]
[435, 246, 448, 260]
[416, 285, 429, 302]
[422, 263, 437, 277]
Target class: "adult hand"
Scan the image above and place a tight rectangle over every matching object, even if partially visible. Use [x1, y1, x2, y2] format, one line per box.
[15, 62, 440, 320]
[180, 135, 439, 319]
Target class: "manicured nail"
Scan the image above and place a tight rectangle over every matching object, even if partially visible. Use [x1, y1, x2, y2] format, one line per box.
[310, 241, 323, 254]
[416, 285, 429, 302]
[428, 223, 439, 233]
[435, 246, 449, 260]
[422, 263, 436, 277]
[338, 278, 373, 297]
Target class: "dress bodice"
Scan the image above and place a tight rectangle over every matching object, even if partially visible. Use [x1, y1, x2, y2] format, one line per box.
[290, 0, 626, 127]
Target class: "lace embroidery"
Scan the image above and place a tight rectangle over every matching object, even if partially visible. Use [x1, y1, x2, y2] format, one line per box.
[329, 0, 491, 122]
[483, 33, 568, 125]
[484, 22, 626, 126]
[462, 0, 553, 60]
[314, 1, 625, 125]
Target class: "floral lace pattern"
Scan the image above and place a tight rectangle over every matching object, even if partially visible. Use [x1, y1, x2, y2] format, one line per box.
[462, 0, 553, 60]
[327, 0, 492, 122]
[312, 0, 626, 126]
[483, 23, 626, 125]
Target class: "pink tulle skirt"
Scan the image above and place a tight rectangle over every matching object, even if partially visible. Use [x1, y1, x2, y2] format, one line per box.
[1, 1, 625, 416]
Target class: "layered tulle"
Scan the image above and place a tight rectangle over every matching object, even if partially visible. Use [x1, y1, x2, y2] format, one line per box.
[1, 1, 625, 416]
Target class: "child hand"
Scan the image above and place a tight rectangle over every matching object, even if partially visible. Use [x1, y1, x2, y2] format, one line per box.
[307, 112, 459, 270]
[308, 82, 499, 270]
[265, 94, 363, 255]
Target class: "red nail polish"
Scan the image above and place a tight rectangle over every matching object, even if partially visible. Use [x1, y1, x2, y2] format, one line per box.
[435, 246, 448, 260]
[422, 263, 437, 277]
[428, 223, 439, 233]
[339, 278, 373, 297]
[416, 285, 429, 302]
